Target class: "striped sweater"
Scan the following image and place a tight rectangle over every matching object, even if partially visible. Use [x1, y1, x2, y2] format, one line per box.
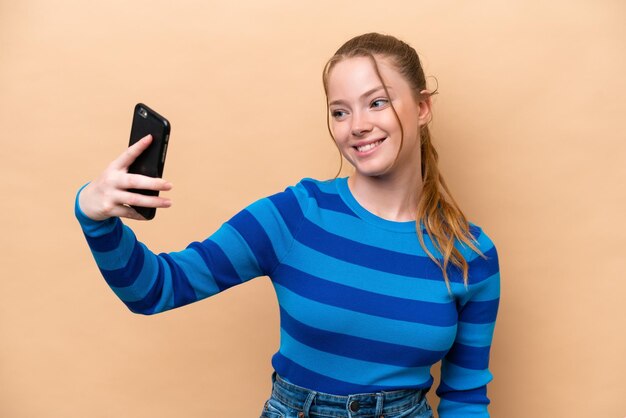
[75, 177, 500, 417]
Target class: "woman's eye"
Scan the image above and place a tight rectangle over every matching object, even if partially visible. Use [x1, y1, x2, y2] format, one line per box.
[371, 98, 389, 108]
[331, 110, 347, 119]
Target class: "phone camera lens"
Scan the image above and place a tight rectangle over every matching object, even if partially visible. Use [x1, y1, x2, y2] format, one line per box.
[139, 108, 148, 118]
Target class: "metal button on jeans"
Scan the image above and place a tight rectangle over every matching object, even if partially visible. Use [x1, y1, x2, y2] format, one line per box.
[349, 400, 360, 412]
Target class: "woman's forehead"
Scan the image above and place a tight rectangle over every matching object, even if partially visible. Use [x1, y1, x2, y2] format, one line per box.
[326, 55, 405, 98]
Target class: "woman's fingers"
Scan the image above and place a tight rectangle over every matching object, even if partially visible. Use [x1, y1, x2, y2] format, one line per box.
[120, 173, 172, 192]
[106, 204, 150, 221]
[78, 134, 174, 221]
[78, 172, 172, 221]
[111, 134, 153, 170]
[117, 190, 172, 209]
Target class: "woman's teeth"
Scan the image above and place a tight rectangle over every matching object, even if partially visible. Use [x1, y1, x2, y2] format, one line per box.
[356, 139, 384, 152]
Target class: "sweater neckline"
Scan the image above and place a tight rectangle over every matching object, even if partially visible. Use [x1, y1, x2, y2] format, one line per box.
[335, 177, 425, 234]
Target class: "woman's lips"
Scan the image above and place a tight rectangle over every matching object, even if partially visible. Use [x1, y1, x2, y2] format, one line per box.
[354, 138, 386, 154]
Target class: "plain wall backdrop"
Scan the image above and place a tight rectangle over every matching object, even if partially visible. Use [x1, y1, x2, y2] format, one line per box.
[1, 1, 625, 417]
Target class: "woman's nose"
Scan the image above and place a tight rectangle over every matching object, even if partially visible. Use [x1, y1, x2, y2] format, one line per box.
[350, 111, 373, 137]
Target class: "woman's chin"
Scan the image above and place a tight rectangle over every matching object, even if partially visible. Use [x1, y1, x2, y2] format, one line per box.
[352, 164, 395, 180]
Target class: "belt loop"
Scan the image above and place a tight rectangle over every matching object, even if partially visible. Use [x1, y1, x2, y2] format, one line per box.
[301, 391, 316, 418]
[375, 392, 384, 417]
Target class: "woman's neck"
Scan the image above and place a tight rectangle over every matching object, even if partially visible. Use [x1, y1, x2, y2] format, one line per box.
[348, 170, 423, 222]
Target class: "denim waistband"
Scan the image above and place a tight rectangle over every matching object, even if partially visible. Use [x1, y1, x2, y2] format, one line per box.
[270, 373, 427, 417]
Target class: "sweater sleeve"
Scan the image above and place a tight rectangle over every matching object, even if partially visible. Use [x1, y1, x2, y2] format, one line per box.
[436, 227, 500, 417]
[74, 182, 310, 315]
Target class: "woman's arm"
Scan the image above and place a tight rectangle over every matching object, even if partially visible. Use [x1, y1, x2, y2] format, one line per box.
[76, 136, 308, 314]
[76, 183, 309, 314]
[436, 230, 501, 417]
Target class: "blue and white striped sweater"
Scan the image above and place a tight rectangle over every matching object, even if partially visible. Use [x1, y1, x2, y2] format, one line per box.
[76, 176, 500, 417]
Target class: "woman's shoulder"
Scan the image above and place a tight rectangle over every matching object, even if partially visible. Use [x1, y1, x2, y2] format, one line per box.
[464, 221, 499, 262]
[460, 222, 500, 299]
[276, 177, 343, 202]
[291, 176, 341, 192]
[462, 221, 500, 283]
[255, 177, 340, 213]
[468, 221, 496, 247]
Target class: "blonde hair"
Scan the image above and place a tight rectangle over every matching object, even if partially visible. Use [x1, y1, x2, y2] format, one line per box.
[322, 33, 484, 289]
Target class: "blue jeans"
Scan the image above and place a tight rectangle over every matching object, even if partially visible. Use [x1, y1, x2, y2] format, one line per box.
[260, 373, 433, 418]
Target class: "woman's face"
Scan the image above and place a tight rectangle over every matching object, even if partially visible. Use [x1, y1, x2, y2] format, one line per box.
[326, 55, 430, 181]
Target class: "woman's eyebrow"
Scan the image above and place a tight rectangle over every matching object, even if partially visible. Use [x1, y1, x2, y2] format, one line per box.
[329, 86, 392, 106]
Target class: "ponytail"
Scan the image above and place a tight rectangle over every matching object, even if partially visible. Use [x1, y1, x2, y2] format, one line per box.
[416, 125, 484, 290]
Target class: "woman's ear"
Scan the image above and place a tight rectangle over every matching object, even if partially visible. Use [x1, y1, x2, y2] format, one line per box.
[417, 89, 433, 127]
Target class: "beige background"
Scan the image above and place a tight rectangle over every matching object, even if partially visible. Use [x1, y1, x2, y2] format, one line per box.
[1, 1, 625, 417]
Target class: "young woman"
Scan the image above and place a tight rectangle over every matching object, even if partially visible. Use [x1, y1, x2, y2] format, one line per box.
[76, 33, 500, 418]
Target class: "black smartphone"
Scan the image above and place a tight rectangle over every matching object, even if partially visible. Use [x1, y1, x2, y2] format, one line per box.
[127, 103, 171, 220]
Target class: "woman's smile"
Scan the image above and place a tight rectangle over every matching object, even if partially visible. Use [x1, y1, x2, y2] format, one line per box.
[354, 137, 386, 154]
